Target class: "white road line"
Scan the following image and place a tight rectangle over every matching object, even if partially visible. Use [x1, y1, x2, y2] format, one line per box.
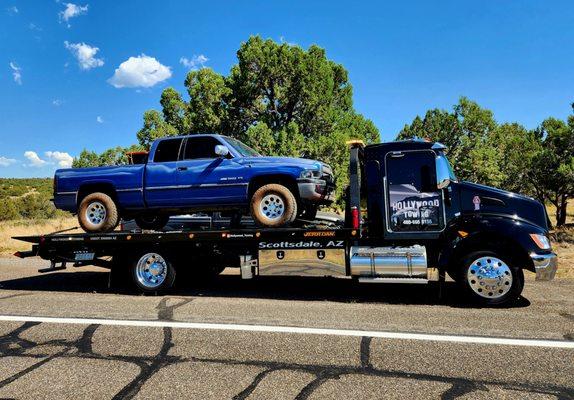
[0, 314, 572, 349]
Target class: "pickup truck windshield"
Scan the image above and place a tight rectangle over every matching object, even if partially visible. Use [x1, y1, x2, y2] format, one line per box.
[225, 137, 261, 157]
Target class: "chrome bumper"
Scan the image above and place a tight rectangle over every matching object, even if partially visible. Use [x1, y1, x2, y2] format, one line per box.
[531, 252, 558, 281]
[297, 179, 335, 203]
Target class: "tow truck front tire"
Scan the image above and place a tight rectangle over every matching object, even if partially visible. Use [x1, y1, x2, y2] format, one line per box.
[457, 250, 524, 306]
[78, 192, 119, 233]
[250, 184, 298, 227]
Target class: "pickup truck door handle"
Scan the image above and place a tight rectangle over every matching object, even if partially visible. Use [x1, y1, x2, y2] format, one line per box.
[177, 166, 188, 171]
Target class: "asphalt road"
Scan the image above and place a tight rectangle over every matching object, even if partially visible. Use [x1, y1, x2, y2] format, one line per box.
[0, 257, 572, 399]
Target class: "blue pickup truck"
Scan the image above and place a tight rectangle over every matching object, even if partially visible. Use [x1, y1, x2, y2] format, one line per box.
[53, 134, 335, 232]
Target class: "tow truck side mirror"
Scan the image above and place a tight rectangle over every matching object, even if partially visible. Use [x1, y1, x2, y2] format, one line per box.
[435, 154, 452, 189]
[215, 145, 229, 157]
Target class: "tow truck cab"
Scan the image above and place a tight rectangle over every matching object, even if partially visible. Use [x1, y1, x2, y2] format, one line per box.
[350, 140, 557, 287]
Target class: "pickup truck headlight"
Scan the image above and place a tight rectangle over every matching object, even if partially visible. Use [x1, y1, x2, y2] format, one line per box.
[529, 233, 551, 250]
[300, 169, 321, 179]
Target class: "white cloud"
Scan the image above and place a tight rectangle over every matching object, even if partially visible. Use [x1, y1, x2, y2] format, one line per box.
[108, 54, 171, 88]
[24, 151, 46, 167]
[0, 157, 17, 167]
[45, 151, 73, 168]
[52, 99, 63, 107]
[96, 116, 104, 123]
[7, 6, 18, 15]
[9, 62, 22, 85]
[28, 23, 42, 31]
[59, 3, 88, 27]
[179, 54, 208, 70]
[24, 151, 73, 168]
[64, 41, 104, 70]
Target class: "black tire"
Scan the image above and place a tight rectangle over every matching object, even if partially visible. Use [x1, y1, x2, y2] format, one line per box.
[78, 192, 119, 233]
[457, 250, 524, 306]
[135, 215, 170, 231]
[250, 183, 297, 227]
[130, 251, 176, 293]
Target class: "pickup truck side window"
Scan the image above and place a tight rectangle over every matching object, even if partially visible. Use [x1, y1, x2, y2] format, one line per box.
[386, 150, 444, 232]
[183, 137, 222, 160]
[154, 138, 183, 162]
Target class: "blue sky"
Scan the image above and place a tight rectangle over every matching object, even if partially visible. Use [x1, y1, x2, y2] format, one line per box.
[1, 1, 573, 178]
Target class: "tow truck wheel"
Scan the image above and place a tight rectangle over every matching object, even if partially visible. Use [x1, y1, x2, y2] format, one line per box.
[458, 250, 524, 306]
[135, 215, 169, 231]
[78, 192, 119, 233]
[250, 184, 298, 227]
[131, 252, 176, 293]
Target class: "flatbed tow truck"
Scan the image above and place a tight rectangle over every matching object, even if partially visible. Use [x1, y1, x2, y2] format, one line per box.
[13, 140, 558, 306]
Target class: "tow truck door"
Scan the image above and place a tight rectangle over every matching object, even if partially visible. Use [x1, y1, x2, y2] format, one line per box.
[383, 150, 446, 238]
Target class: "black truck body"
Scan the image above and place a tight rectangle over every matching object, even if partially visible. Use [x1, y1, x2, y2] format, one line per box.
[14, 140, 558, 305]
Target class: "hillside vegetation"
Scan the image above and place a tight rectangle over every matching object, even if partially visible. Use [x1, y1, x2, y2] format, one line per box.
[0, 178, 69, 221]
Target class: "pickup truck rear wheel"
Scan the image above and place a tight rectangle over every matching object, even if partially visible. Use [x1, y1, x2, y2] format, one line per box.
[457, 250, 524, 306]
[135, 215, 169, 231]
[250, 184, 297, 227]
[78, 192, 119, 233]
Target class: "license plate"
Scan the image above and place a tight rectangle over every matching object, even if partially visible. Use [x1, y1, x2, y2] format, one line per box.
[74, 252, 95, 261]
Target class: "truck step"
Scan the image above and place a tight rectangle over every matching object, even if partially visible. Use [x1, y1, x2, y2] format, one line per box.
[358, 277, 428, 284]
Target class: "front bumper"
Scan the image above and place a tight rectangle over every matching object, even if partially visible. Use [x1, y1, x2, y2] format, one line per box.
[530, 252, 558, 281]
[297, 178, 335, 204]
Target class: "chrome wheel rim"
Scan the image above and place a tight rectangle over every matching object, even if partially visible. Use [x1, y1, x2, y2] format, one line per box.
[467, 256, 512, 299]
[85, 201, 106, 226]
[259, 194, 285, 220]
[135, 253, 167, 289]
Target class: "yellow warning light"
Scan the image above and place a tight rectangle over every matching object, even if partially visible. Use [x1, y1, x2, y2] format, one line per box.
[255, 232, 261, 238]
[458, 230, 469, 238]
[351, 230, 357, 236]
[346, 139, 364, 147]
[188, 233, 194, 239]
[126, 235, 132, 241]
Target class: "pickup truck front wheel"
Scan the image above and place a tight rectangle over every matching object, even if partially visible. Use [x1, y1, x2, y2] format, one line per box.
[78, 192, 119, 233]
[250, 184, 297, 227]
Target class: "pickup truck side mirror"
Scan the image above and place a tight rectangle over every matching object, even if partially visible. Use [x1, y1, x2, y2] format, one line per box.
[214, 145, 229, 157]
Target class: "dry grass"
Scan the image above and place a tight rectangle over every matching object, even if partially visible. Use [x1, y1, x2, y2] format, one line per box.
[554, 240, 574, 279]
[0, 217, 80, 256]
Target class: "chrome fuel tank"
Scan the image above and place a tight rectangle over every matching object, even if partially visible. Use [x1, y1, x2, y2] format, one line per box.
[350, 245, 427, 278]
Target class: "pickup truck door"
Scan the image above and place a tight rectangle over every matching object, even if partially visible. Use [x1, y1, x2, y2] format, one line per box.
[144, 138, 184, 207]
[175, 136, 248, 206]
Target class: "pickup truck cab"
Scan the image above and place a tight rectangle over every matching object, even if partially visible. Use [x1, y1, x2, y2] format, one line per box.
[54, 134, 334, 232]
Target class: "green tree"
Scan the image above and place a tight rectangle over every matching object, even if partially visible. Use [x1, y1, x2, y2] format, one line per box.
[398, 97, 503, 187]
[72, 149, 100, 168]
[72, 145, 145, 168]
[185, 68, 230, 133]
[529, 113, 574, 226]
[135, 35, 379, 204]
[136, 110, 178, 148]
[0, 198, 20, 221]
